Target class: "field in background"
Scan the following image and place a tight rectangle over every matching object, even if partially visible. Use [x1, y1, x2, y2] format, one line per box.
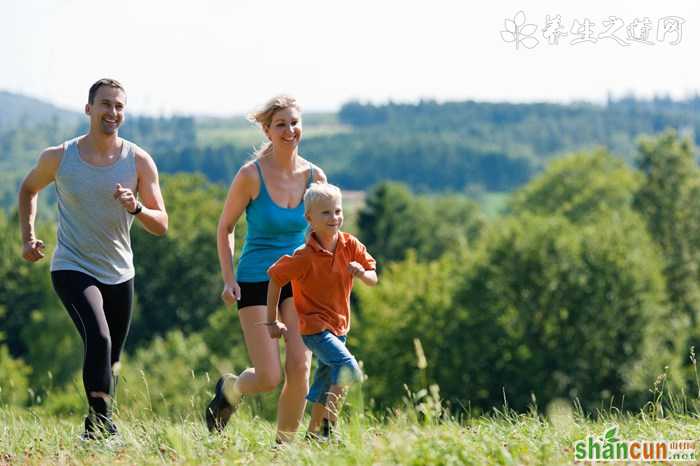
[195, 113, 351, 149]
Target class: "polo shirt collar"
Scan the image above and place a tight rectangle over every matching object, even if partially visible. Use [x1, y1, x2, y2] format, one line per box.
[307, 232, 347, 254]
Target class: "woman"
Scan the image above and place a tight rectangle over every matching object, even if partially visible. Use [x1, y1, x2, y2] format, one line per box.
[205, 95, 326, 443]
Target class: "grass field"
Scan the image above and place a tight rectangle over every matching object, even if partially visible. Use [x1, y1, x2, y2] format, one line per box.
[195, 113, 351, 149]
[2, 397, 699, 465]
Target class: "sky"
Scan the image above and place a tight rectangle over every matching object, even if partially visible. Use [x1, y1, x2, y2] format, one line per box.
[1, 0, 698, 116]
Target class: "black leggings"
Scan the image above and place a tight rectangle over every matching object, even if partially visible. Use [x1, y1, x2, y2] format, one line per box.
[51, 270, 133, 411]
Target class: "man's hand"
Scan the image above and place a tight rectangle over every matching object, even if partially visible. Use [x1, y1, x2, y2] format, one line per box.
[265, 320, 288, 340]
[221, 281, 241, 306]
[113, 183, 139, 213]
[22, 239, 46, 262]
[348, 261, 366, 278]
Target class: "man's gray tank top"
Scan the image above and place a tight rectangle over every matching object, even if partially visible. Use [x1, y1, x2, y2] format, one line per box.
[50, 137, 138, 284]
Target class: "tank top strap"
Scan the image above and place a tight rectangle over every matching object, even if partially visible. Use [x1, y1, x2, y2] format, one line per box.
[63, 137, 78, 158]
[307, 164, 314, 187]
[253, 159, 269, 197]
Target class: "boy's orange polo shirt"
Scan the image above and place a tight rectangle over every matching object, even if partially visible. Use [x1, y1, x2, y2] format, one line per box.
[267, 231, 376, 336]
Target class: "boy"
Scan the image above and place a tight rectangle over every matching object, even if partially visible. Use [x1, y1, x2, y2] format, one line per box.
[266, 182, 377, 440]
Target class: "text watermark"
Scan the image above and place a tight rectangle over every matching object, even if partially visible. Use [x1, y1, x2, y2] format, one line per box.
[501, 11, 685, 49]
[574, 426, 696, 462]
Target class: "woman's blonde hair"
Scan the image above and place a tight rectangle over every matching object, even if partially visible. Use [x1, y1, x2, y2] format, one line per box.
[247, 95, 300, 159]
[303, 182, 342, 215]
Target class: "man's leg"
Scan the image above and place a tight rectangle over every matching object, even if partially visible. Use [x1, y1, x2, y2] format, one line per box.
[51, 271, 115, 435]
[100, 278, 134, 408]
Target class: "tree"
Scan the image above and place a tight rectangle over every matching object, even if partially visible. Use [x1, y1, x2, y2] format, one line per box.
[354, 212, 676, 412]
[510, 149, 640, 223]
[356, 182, 484, 265]
[129, 173, 240, 345]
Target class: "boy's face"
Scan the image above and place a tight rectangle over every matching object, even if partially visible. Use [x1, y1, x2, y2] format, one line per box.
[306, 196, 343, 237]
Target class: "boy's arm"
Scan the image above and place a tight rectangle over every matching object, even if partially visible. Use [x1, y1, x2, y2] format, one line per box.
[348, 236, 378, 286]
[359, 269, 378, 286]
[348, 263, 378, 286]
[267, 251, 308, 339]
[265, 278, 287, 339]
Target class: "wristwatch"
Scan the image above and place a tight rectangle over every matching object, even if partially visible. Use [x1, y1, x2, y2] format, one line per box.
[128, 202, 143, 215]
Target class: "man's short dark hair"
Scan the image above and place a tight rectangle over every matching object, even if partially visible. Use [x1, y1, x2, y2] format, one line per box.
[88, 79, 126, 104]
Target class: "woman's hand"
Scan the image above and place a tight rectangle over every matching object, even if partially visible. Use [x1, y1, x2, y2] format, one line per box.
[221, 281, 241, 306]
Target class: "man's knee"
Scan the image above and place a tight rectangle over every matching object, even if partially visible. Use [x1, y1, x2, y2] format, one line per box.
[93, 332, 112, 353]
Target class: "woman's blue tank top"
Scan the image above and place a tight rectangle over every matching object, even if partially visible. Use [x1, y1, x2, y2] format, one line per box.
[236, 160, 313, 282]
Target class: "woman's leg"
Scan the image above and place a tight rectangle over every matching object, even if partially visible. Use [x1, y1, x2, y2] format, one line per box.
[236, 305, 283, 393]
[276, 298, 312, 442]
[207, 304, 284, 432]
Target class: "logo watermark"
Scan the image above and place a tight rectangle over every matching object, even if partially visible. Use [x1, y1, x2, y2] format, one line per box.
[501, 11, 685, 49]
[574, 425, 696, 462]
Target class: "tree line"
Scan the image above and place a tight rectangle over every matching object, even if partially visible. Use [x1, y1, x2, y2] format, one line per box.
[2, 131, 700, 418]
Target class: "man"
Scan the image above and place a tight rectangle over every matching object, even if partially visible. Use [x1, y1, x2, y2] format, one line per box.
[18, 78, 168, 439]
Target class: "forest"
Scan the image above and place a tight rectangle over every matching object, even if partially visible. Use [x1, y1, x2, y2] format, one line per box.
[1, 92, 699, 418]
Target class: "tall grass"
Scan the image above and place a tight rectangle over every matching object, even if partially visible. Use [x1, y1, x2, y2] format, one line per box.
[2, 363, 700, 464]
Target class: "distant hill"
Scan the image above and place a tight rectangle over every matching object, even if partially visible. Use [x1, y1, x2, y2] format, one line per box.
[0, 91, 81, 129]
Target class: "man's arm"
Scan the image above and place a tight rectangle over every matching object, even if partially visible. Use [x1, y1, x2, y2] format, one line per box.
[128, 147, 168, 236]
[18, 146, 62, 261]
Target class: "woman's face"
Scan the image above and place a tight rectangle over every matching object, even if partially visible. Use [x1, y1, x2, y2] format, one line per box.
[264, 107, 302, 150]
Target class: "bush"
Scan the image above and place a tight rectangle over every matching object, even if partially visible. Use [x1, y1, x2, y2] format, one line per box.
[355, 211, 680, 413]
[0, 345, 31, 406]
[116, 330, 214, 418]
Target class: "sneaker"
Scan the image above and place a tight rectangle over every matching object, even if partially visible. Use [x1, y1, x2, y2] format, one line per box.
[80, 413, 118, 441]
[205, 373, 240, 432]
[304, 430, 327, 443]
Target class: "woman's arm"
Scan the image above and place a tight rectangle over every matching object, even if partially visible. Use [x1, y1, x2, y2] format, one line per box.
[217, 163, 257, 305]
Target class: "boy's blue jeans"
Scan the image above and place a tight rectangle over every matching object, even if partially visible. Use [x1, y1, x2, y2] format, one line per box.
[302, 330, 362, 404]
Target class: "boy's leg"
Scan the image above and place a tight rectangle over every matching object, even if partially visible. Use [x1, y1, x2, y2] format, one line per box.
[308, 402, 326, 433]
[324, 384, 348, 425]
[302, 331, 361, 435]
[303, 347, 332, 435]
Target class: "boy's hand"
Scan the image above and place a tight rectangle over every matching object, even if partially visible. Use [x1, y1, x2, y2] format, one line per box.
[348, 261, 366, 278]
[266, 320, 287, 339]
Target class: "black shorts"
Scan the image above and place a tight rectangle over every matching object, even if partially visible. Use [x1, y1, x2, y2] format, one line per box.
[237, 281, 293, 310]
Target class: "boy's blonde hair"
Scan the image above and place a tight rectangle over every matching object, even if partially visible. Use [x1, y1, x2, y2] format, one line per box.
[303, 182, 342, 215]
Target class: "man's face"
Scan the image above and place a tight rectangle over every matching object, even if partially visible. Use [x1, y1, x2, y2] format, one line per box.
[86, 86, 126, 135]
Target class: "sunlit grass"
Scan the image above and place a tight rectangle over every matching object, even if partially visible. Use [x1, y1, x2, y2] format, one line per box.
[2, 396, 699, 465]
